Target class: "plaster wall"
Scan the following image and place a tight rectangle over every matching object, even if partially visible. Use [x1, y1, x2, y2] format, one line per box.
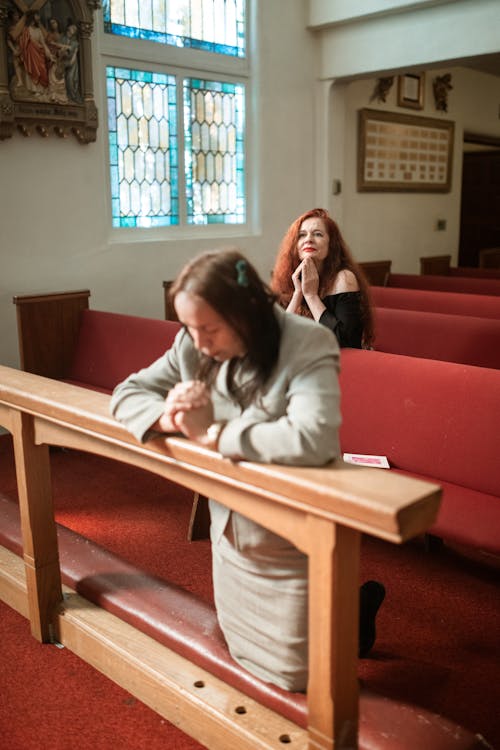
[329, 67, 500, 273]
[308, 0, 453, 28]
[309, 0, 500, 77]
[0, 0, 317, 369]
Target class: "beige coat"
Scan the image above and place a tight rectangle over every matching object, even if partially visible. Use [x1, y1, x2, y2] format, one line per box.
[110, 304, 341, 690]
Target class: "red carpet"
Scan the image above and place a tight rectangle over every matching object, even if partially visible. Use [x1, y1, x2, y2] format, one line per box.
[0, 434, 499, 748]
[0, 599, 204, 750]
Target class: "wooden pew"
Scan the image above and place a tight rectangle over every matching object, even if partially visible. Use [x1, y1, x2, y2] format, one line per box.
[0, 366, 445, 750]
[372, 306, 500, 369]
[451, 265, 500, 279]
[419, 254, 452, 275]
[419, 255, 500, 279]
[370, 286, 500, 319]
[479, 247, 500, 269]
[13, 289, 91, 378]
[358, 260, 392, 286]
[388, 272, 500, 296]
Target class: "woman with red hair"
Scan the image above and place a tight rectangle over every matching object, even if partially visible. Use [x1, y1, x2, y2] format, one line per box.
[272, 208, 374, 348]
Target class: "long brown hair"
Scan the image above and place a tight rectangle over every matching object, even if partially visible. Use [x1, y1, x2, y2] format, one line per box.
[169, 248, 281, 406]
[271, 208, 374, 346]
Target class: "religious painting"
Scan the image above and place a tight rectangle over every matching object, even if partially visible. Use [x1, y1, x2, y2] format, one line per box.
[357, 108, 454, 193]
[0, 0, 100, 142]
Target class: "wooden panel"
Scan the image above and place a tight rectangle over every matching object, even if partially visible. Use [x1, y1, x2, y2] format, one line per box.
[359, 261, 392, 287]
[479, 247, 500, 269]
[13, 290, 91, 378]
[419, 255, 451, 275]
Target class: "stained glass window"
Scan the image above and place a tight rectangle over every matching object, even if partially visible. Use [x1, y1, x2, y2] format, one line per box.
[104, 1, 247, 229]
[102, 0, 246, 58]
[107, 67, 179, 228]
[184, 78, 245, 224]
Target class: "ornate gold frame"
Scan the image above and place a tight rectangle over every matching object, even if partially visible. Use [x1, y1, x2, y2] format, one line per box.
[0, 0, 99, 143]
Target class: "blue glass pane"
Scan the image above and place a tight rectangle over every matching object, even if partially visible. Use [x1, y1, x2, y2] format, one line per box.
[103, 0, 245, 58]
[183, 77, 245, 225]
[107, 65, 179, 228]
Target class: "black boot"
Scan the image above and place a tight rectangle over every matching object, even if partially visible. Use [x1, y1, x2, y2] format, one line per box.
[359, 580, 386, 658]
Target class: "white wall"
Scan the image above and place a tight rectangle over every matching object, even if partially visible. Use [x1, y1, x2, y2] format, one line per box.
[308, 0, 450, 28]
[309, 0, 500, 77]
[329, 67, 500, 273]
[0, 1, 317, 369]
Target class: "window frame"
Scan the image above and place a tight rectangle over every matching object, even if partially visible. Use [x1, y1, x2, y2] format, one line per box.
[97, 1, 253, 241]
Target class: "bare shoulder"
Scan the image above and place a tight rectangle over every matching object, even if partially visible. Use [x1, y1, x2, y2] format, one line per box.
[328, 269, 360, 294]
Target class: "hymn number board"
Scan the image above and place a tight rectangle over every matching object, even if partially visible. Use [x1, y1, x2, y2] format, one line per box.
[357, 109, 454, 192]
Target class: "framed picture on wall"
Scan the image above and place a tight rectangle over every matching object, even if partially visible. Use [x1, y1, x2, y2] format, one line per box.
[0, 0, 99, 143]
[357, 108, 454, 193]
[397, 73, 425, 110]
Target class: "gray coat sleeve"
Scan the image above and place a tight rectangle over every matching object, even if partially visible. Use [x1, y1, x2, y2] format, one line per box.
[109, 329, 198, 443]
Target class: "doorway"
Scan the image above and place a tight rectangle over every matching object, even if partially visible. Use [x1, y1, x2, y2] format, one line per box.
[459, 133, 500, 267]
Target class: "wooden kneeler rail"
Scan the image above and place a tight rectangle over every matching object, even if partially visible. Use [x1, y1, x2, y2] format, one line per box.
[0, 365, 441, 750]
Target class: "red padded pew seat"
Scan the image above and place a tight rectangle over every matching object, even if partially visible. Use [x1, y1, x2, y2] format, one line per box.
[387, 273, 500, 296]
[370, 286, 500, 320]
[66, 309, 181, 393]
[0, 494, 487, 749]
[339, 349, 500, 554]
[372, 307, 500, 369]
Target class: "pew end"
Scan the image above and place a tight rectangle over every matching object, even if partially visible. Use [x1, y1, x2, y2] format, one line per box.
[13, 289, 91, 379]
[358, 260, 392, 286]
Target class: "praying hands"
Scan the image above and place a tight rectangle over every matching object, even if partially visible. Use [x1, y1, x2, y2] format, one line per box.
[155, 380, 214, 440]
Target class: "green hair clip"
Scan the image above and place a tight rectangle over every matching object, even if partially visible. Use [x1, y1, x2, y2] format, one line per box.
[235, 259, 249, 287]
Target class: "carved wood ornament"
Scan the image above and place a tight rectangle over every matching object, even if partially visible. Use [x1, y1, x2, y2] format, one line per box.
[0, 0, 100, 143]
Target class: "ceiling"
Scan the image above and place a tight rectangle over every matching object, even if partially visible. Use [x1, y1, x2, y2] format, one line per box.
[461, 52, 500, 78]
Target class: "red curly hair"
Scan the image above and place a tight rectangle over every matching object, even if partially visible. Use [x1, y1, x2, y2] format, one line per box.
[271, 208, 374, 347]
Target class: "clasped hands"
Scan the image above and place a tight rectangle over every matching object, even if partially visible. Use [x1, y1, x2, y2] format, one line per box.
[291, 257, 320, 299]
[157, 380, 214, 442]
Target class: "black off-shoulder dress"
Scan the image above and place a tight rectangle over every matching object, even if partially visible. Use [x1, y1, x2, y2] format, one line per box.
[319, 292, 363, 348]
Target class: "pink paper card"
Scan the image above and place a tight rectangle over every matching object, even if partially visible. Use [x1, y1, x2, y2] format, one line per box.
[343, 453, 390, 469]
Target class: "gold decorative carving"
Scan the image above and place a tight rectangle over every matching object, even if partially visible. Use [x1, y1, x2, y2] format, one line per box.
[433, 74, 453, 113]
[370, 77, 394, 104]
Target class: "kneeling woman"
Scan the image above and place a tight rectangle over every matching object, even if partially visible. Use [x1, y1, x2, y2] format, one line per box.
[110, 248, 383, 691]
